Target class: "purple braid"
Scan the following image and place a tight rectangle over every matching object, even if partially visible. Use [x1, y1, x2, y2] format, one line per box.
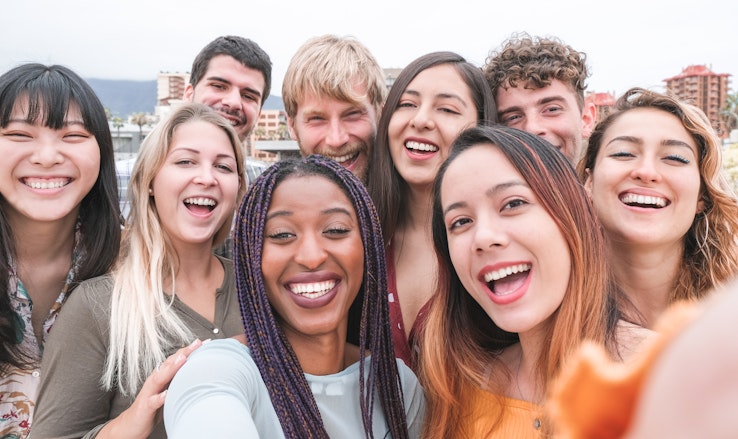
[234, 155, 409, 439]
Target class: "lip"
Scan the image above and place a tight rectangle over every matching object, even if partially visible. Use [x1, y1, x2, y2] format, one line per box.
[182, 195, 218, 218]
[618, 188, 671, 209]
[403, 137, 439, 161]
[21, 176, 72, 193]
[332, 151, 361, 171]
[285, 271, 341, 309]
[477, 261, 532, 306]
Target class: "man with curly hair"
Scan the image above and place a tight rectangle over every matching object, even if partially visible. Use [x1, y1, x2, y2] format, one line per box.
[483, 33, 596, 164]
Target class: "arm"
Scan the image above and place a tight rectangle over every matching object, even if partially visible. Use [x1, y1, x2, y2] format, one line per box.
[33, 279, 115, 439]
[164, 339, 262, 438]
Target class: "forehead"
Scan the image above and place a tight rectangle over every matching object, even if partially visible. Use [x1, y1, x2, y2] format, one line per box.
[443, 144, 521, 194]
[604, 108, 694, 143]
[496, 79, 579, 110]
[406, 64, 471, 95]
[270, 174, 354, 212]
[9, 95, 83, 124]
[199, 55, 265, 88]
[169, 119, 236, 155]
[297, 82, 374, 112]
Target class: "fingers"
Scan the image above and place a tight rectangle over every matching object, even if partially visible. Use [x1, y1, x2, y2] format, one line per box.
[143, 339, 204, 409]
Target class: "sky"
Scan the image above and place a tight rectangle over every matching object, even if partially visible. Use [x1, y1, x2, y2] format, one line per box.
[3, 0, 737, 99]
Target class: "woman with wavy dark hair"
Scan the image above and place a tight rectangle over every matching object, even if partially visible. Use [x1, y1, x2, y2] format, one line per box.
[164, 155, 425, 438]
[0, 63, 120, 437]
[579, 87, 738, 328]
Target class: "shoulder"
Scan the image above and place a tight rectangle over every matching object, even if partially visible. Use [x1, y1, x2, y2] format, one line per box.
[59, 274, 114, 319]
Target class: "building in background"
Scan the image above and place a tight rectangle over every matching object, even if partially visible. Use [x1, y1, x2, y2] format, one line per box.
[665, 65, 732, 138]
[155, 72, 190, 119]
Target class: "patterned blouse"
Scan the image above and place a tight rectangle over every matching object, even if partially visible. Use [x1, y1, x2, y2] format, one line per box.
[0, 226, 82, 439]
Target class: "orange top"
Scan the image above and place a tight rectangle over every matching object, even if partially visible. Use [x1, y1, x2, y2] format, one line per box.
[457, 386, 544, 438]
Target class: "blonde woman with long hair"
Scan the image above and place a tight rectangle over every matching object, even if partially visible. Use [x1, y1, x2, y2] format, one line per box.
[33, 103, 246, 438]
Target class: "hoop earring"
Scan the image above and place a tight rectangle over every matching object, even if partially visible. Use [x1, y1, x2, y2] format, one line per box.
[697, 214, 710, 253]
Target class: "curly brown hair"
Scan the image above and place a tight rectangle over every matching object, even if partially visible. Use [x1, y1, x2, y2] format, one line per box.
[483, 32, 589, 109]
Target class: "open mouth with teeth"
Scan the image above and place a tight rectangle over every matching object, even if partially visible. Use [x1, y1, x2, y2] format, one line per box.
[23, 178, 71, 190]
[620, 193, 668, 209]
[288, 280, 336, 299]
[405, 141, 439, 154]
[184, 197, 217, 213]
[483, 263, 531, 296]
[331, 152, 360, 166]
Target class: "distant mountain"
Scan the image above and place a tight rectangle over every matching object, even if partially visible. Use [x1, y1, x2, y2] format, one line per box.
[86, 78, 157, 117]
[86, 78, 284, 118]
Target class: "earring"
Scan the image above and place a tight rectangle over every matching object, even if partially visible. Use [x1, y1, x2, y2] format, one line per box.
[149, 188, 153, 196]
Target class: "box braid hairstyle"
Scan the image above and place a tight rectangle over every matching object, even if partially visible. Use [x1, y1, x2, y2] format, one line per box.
[233, 154, 410, 439]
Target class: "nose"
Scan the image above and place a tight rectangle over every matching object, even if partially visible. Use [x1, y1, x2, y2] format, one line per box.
[221, 87, 242, 109]
[410, 105, 436, 131]
[30, 138, 64, 167]
[324, 118, 349, 148]
[193, 165, 217, 186]
[520, 114, 547, 137]
[630, 156, 661, 183]
[473, 216, 509, 252]
[293, 233, 327, 270]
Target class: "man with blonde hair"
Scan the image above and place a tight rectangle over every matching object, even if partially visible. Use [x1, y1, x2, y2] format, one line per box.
[283, 34, 386, 181]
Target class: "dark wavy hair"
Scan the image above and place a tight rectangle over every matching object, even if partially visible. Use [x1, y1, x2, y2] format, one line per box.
[366, 51, 497, 245]
[233, 154, 409, 438]
[0, 63, 121, 372]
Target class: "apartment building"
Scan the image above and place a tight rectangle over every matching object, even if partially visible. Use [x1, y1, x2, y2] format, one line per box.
[665, 65, 731, 137]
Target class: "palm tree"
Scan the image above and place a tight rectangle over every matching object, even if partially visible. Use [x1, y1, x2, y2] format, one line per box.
[112, 117, 124, 137]
[722, 92, 738, 134]
[130, 113, 148, 137]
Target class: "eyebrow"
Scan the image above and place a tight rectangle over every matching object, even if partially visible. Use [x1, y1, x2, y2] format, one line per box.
[497, 95, 567, 115]
[606, 136, 696, 153]
[443, 180, 527, 215]
[169, 147, 236, 160]
[403, 89, 469, 107]
[265, 206, 354, 222]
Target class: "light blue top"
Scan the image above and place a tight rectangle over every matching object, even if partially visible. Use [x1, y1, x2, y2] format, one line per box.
[164, 338, 426, 438]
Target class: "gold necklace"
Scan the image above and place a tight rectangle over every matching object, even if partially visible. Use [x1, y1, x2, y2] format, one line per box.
[515, 348, 543, 431]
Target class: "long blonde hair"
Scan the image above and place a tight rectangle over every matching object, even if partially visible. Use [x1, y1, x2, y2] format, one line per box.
[102, 103, 245, 396]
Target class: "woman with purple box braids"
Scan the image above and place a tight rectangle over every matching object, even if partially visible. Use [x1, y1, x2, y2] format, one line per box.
[164, 155, 425, 438]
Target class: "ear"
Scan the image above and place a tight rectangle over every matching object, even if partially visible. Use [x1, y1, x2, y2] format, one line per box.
[696, 194, 707, 215]
[287, 116, 298, 141]
[581, 101, 597, 139]
[183, 83, 194, 102]
[583, 168, 594, 198]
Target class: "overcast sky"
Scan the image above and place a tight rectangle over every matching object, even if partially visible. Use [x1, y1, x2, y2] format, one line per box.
[3, 0, 736, 99]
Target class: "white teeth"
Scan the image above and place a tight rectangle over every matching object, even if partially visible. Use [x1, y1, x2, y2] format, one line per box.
[289, 280, 336, 299]
[405, 141, 439, 152]
[331, 153, 356, 163]
[620, 193, 667, 207]
[483, 264, 531, 283]
[26, 180, 68, 189]
[184, 197, 216, 206]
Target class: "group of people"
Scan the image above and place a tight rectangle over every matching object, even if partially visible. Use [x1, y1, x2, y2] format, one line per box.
[1, 30, 737, 439]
